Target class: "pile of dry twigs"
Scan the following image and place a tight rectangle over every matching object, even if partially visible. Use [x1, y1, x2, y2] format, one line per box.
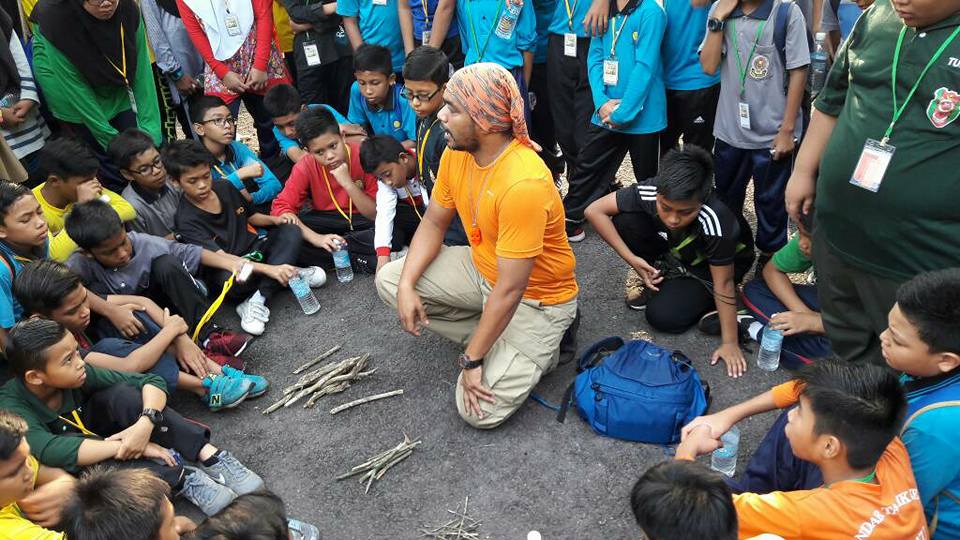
[337, 435, 421, 493]
[421, 497, 482, 539]
[262, 345, 376, 413]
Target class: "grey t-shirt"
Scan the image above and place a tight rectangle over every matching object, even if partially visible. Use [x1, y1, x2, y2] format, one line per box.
[67, 232, 203, 295]
[703, 0, 811, 149]
[121, 182, 181, 238]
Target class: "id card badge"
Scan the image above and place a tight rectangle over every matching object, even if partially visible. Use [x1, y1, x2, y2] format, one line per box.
[303, 41, 321, 66]
[126, 86, 138, 116]
[421, 29, 432, 45]
[224, 14, 242, 36]
[564, 33, 577, 57]
[850, 138, 896, 193]
[738, 102, 751, 130]
[372, 0, 387, 6]
[603, 57, 619, 86]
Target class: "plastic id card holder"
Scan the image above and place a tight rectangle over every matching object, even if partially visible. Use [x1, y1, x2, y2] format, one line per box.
[850, 138, 895, 193]
[303, 41, 321, 66]
[564, 33, 577, 57]
[372, 0, 387, 6]
[738, 102, 751, 130]
[422, 30, 432, 45]
[225, 14, 242, 36]
[603, 58, 619, 86]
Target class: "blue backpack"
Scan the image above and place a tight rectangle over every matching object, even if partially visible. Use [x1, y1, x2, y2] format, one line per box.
[558, 337, 710, 444]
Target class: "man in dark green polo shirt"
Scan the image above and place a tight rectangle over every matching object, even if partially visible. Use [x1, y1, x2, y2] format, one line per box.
[787, 0, 960, 363]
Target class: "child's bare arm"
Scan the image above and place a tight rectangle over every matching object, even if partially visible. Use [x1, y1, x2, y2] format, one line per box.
[762, 261, 814, 313]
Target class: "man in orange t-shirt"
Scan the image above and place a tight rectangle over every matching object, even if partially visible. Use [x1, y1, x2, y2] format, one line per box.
[676, 360, 929, 540]
[375, 63, 579, 429]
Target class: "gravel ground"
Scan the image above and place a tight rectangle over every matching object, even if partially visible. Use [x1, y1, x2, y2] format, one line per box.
[165, 111, 790, 538]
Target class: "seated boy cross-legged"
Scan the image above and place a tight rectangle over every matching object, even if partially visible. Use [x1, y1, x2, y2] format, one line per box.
[678, 359, 929, 539]
[164, 140, 332, 336]
[14, 261, 265, 412]
[271, 107, 380, 274]
[63, 200, 252, 357]
[0, 409, 76, 540]
[0, 319, 265, 516]
[359, 135, 428, 273]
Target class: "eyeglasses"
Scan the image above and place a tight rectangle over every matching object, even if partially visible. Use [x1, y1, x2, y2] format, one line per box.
[199, 116, 237, 129]
[84, 0, 117, 6]
[401, 87, 442, 103]
[130, 156, 163, 176]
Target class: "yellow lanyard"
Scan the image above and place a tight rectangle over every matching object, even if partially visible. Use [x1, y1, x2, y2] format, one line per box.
[322, 168, 354, 230]
[421, 0, 431, 27]
[59, 410, 99, 438]
[213, 163, 232, 178]
[417, 118, 439, 180]
[193, 271, 235, 342]
[564, 0, 578, 30]
[609, 15, 629, 57]
[105, 25, 129, 86]
[404, 185, 423, 220]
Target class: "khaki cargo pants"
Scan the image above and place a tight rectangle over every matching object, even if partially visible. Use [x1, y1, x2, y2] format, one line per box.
[376, 246, 578, 429]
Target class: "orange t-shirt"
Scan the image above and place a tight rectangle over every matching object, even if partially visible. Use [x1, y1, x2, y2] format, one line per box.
[734, 381, 930, 540]
[432, 140, 578, 305]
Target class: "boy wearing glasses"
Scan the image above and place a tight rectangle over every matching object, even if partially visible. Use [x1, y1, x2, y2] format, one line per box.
[192, 96, 282, 214]
[109, 129, 180, 239]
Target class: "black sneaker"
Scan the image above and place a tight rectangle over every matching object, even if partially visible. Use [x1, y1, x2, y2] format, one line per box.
[697, 310, 757, 341]
[566, 223, 585, 243]
[626, 288, 652, 311]
[558, 307, 581, 365]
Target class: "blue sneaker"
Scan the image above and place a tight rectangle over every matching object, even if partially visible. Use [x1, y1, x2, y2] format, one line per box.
[221, 365, 269, 398]
[288, 518, 321, 540]
[202, 374, 253, 411]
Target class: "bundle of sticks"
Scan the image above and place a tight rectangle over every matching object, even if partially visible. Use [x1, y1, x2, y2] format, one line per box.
[421, 497, 482, 539]
[337, 436, 421, 493]
[262, 346, 375, 414]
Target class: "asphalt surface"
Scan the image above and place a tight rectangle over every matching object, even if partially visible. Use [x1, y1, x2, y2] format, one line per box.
[168, 225, 791, 539]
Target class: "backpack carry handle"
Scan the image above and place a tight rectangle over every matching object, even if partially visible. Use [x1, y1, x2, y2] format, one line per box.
[577, 336, 625, 372]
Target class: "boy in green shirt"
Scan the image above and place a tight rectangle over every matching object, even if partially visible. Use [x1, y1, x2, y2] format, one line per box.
[0, 318, 263, 516]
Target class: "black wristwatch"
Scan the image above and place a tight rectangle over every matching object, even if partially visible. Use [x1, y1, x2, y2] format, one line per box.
[707, 17, 726, 32]
[458, 352, 484, 370]
[141, 408, 163, 426]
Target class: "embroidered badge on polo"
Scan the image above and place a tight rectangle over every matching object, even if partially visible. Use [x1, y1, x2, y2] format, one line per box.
[749, 55, 769, 79]
[927, 87, 960, 128]
[393, 120, 401, 128]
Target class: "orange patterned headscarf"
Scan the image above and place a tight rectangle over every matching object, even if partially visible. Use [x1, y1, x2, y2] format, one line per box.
[445, 63, 539, 150]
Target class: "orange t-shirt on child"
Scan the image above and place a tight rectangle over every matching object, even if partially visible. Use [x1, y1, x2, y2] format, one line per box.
[432, 140, 578, 305]
[732, 381, 929, 540]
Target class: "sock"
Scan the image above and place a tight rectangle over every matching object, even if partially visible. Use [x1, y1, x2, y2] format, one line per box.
[201, 450, 223, 467]
[747, 322, 763, 341]
[249, 291, 266, 304]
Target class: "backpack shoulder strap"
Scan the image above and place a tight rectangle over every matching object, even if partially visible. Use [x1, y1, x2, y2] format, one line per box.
[901, 400, 960, 435]
[773, 0, 793, 70]
[0, 249, 14, 282]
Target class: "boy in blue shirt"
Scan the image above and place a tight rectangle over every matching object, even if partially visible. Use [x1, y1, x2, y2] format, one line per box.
[529, 0, 564, 183]
[545, 0, 594, 192]
[346, 45, 417, 147]
[263, 84, 360, 166]
[435, 0, 536, 83]
[398, 0, 465, 68]
[564, 0, 667, 242]
[192, 96, 283, 214]
[700, 0, 809, 263]
[338, 0, 406, 73]
[659, 0, 721, 153]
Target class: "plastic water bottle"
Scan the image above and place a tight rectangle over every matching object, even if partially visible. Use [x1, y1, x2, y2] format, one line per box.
[289, 275, 320, 315]
[810, 32, 829, 98]
[757, 326, 784, 371]
[711, 425, 740, 477]
[332, 241, 353, 283]
[494, 1, 522, 40]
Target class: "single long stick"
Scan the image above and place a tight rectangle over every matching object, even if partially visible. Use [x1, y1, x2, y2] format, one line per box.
[292, 344, 342, 374]
[330, 389, 404, 415]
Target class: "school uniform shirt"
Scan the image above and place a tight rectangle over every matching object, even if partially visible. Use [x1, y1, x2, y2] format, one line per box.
[615, 181, 755, 269]
[586, 0, 667, 135]
[702, 0, 809, 149]
[532, 0, 555, 64]
[409, 0, 460, 42]
[416, 112, 447, 191]
[66, 232, 203, 295]
[0, 455, 63, 540]
[271, 141, 379, 219]
[0, 237, 49, 329]
[336, 0, 405, 71]
[547, 0, 590, 38]
[210, 141, 282, 207]
[771, 235, 812, 274]
[32, 184, 137, 262]
[814, 0, 960, 282]
[456, 0, 537, 69]
[274, 103, 349, 158]
[735, 381, 930, 540]
[661, 0, 720, 91]
[346, 83, 417, 142]
[175, 181, 259, 256]
[900, 368, 960, 540]
[121, 181, 181, 238]
[374, 174, 428, 256]
[432, 139, 577, 305]
[0, 365, 166, 473]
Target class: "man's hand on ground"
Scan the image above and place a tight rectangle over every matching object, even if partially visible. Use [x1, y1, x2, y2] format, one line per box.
[460, 367, 494, 420]
[396, 285, 429, 336]
[711, 342, 747, 378]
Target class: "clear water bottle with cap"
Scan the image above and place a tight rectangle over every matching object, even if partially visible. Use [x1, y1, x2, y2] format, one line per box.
[810, 32, 829, 98]
[495, 1, 522, 40]
[711, 425, 740, 477]
[332, 240, 353, 283]
[288, 275, 320, 315]
[757, 326, 783, 371]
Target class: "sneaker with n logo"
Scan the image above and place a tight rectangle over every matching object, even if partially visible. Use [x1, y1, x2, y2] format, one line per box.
[202, 375, 253, 412]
